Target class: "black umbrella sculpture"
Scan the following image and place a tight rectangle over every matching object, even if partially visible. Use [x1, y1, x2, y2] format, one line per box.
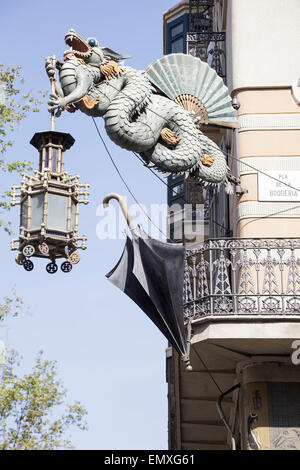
[104, 193, 192, 368]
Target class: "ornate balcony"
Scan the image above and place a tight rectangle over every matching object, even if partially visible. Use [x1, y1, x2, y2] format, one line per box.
[187, 31, 226, 80]
[184, 238, 300, 318]
[189, 0, 215, 32]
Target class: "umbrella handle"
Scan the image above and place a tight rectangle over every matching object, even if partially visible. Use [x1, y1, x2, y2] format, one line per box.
[103, 193, 139, 238]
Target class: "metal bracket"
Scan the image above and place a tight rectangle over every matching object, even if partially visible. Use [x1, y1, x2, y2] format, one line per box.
[182, 318, 193, 371]
[235, 185, 248, 196]
[227, 173, 248, 195]
[227, 172, 240, 186]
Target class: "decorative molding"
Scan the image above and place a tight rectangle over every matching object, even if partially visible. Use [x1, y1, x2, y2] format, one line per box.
[237, 201, 300, 221]
[238, 113, 300, 132]
[239, 157, 300, 176]
[164, 1, 189, 23]
[292, 81, 300, 105]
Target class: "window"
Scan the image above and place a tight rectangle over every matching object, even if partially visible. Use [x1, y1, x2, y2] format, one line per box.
[172, 184, 184, 197]
[166, 14, 189, 55]
[171, 23, 184, 38]
[171, 38, 184, 53]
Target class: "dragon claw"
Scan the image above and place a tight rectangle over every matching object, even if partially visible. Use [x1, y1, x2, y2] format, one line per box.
[160, 128, 179, 146]
[47, 93, 65, 115]
[201, 154, 215, 167]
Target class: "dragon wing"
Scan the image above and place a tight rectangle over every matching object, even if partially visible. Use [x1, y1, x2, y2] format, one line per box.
[101, 46, 131, 63]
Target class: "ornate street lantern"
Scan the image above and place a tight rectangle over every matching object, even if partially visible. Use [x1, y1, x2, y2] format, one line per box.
[10, 130, 89, 273]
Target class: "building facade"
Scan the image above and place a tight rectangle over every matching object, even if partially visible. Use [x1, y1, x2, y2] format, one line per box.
[164, 0, 230, 246]
[165, 0, 300, 450]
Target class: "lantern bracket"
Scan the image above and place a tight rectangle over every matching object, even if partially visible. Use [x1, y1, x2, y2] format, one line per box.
[77, 183, 90, 204]
[10, 239, 20, 251]
[10, 185, 22, 206]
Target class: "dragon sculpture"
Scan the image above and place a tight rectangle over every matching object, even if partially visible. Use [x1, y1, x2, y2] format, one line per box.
[46, 29, 237, 189]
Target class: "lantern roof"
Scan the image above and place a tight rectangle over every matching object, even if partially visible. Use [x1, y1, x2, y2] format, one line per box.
[30, 131, 75, 151]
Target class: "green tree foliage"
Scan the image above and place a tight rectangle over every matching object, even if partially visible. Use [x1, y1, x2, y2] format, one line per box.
[0, 68, 87, 450]
[0, 351, 88, 450]
[0, 289, 24, 323]
[0, 64, 46, 154]
[0, 64, 46, 231]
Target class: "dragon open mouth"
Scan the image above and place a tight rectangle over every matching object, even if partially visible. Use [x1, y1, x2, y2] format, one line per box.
[64, 29, 92, 58]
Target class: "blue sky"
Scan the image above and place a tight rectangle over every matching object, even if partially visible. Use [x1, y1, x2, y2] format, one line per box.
[0, 0, 178, 449]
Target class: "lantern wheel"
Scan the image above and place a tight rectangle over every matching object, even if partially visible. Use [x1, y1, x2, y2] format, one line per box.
[38, 242, 49, 255]
[69, 251, 80, 265]
[61, 261, 72, 273]
[46, 262, 58, 274]
[15, 253, 26, 265]
[22, 244, 35, 257]
[23, 259, 34, 271]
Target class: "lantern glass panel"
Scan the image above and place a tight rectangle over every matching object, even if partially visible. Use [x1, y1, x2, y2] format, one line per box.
[45, 149, 49, 168]
[70, 200, 76, 231]
[52, 148, 57, 172]
[31, 193, 44, 229]
[21, 198, 28, 228]
[47, 193, 68, 231]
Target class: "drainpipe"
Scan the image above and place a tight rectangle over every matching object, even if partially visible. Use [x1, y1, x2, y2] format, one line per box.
[216, 383, 241, 450]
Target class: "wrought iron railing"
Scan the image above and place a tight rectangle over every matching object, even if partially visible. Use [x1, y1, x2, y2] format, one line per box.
[184, 238, 300, 318]
[189, 0, 214, 32]
[186, 32, 226, 80]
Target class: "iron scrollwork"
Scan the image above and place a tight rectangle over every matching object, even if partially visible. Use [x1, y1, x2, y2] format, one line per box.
[187, 32, 226, 80]
[184, 238, 300, 318]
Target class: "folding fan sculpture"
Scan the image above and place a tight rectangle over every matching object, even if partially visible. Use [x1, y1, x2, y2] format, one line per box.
[103, 194, 190, 364]
[46, 29, 238, 190]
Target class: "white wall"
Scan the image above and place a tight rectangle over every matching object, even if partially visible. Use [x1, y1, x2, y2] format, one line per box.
[226, 0, 300, 92]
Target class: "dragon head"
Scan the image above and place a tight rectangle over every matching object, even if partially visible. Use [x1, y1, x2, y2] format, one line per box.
[64, 29, 130, 65]
[64, 29, 93, 60]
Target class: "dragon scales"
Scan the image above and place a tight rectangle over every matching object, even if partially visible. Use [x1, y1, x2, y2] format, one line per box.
[46, 30, 237, 189]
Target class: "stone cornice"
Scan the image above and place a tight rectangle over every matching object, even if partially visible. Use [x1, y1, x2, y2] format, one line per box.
[239, 113, 300, 132]
[239, 157, 300, 176]
[237, 201, 300, 221]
